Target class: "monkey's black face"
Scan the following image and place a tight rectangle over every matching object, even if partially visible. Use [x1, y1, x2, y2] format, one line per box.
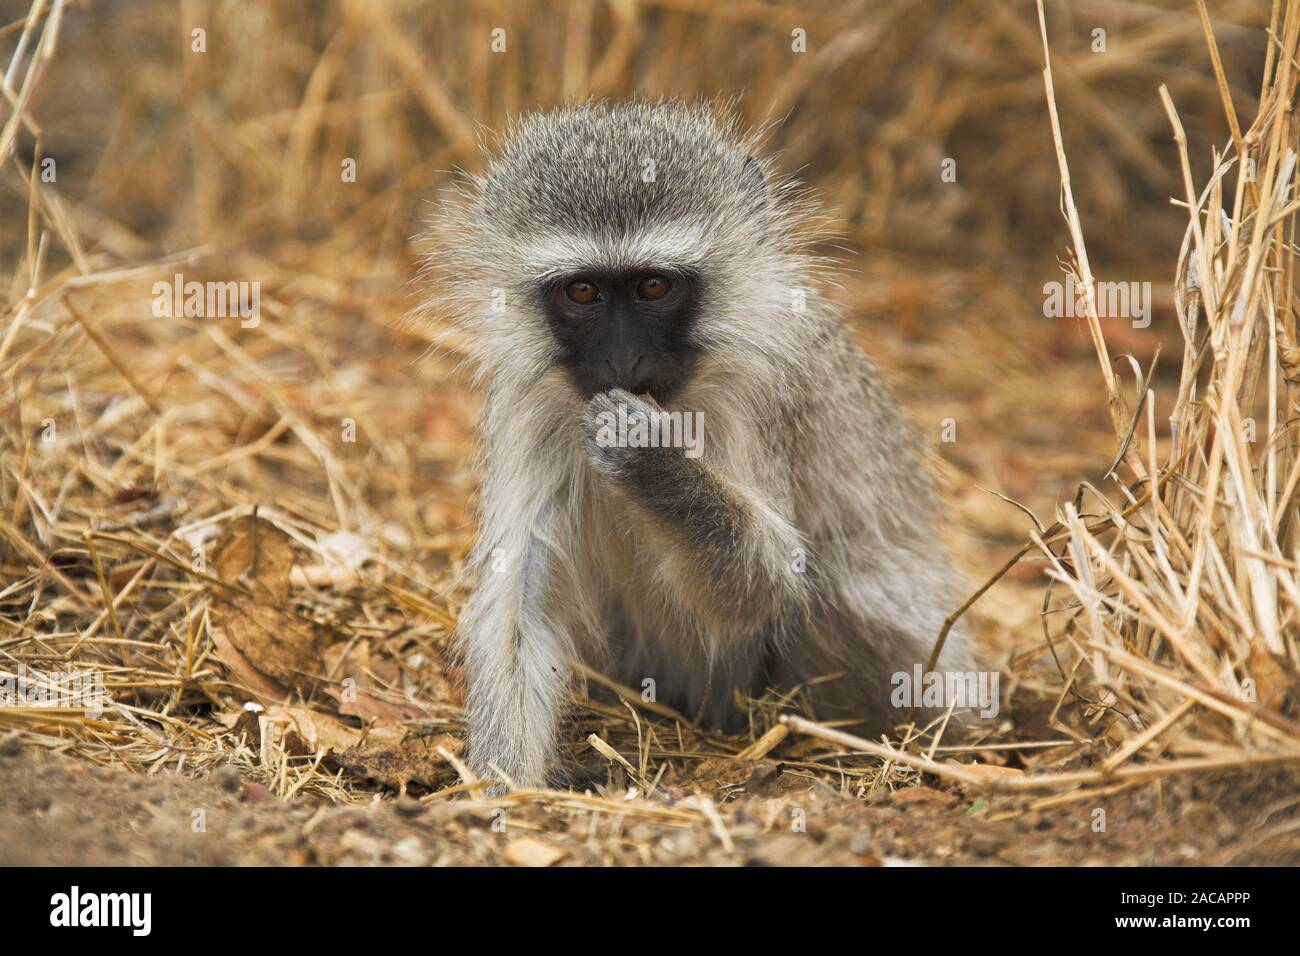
[540, 268, 701, 403]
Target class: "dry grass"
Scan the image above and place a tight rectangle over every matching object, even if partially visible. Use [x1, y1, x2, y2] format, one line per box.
[1010, 0, 1300, 780]
[2, 0, 1299, 859]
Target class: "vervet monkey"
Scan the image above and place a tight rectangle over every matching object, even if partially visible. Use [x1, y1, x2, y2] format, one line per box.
[422, 101, 974, 788]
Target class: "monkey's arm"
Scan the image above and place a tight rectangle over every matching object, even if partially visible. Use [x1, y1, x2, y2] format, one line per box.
[460, 398, 581, 790]
[580, 389, 813, 638]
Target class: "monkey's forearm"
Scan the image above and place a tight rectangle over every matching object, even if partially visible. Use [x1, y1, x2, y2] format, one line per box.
[582, 394, 811, 633]
[632, 458, 809, 628]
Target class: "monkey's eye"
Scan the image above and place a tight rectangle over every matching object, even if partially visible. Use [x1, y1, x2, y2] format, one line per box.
[565, 279, 600, 304]
[637, 275, 671, 300]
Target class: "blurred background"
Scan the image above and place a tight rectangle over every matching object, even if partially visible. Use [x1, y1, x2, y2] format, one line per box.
[0, 0, 1289, 864]
[3, 0, 1270, 643]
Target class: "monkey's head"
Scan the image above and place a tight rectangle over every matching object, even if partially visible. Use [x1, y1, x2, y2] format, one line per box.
[425, 100, 817, 408]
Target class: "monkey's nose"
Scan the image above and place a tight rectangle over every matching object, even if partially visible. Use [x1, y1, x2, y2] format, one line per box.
[605, 355, 647, 387]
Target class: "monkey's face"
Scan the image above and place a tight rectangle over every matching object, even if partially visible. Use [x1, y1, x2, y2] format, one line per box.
[540, 268, 701, 403]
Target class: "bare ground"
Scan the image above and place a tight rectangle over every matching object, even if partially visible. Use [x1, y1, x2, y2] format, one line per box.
[3, 742, 1297, 867]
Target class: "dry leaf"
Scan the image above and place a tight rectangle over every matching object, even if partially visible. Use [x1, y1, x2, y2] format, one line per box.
[216, 598, 326, 695]
[212, 515, 296, 607]
[331, 726, 463, 788]
[322, 639, 372, 683]
[210, 516, 328, 700]
[370, 656, 401, 686]
[334, 688, 425, 725]
[263, 705, 363, 754]
[209, 618, 292, 704]
[227, 708, 264, 748]
[320, 640, 424, 724]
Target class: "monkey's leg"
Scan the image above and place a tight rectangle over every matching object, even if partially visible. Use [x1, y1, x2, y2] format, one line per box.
[461, 515, 572, 790]
[580, 389, 812, 638]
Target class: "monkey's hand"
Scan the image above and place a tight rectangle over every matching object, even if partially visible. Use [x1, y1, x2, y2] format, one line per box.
[579, 388, 674, 484]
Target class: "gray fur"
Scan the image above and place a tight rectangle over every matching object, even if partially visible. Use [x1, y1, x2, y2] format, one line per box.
[420, 100, 974, 788]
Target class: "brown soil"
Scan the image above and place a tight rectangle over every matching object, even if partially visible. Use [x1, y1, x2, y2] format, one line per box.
[3, 743, 1296, 867]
